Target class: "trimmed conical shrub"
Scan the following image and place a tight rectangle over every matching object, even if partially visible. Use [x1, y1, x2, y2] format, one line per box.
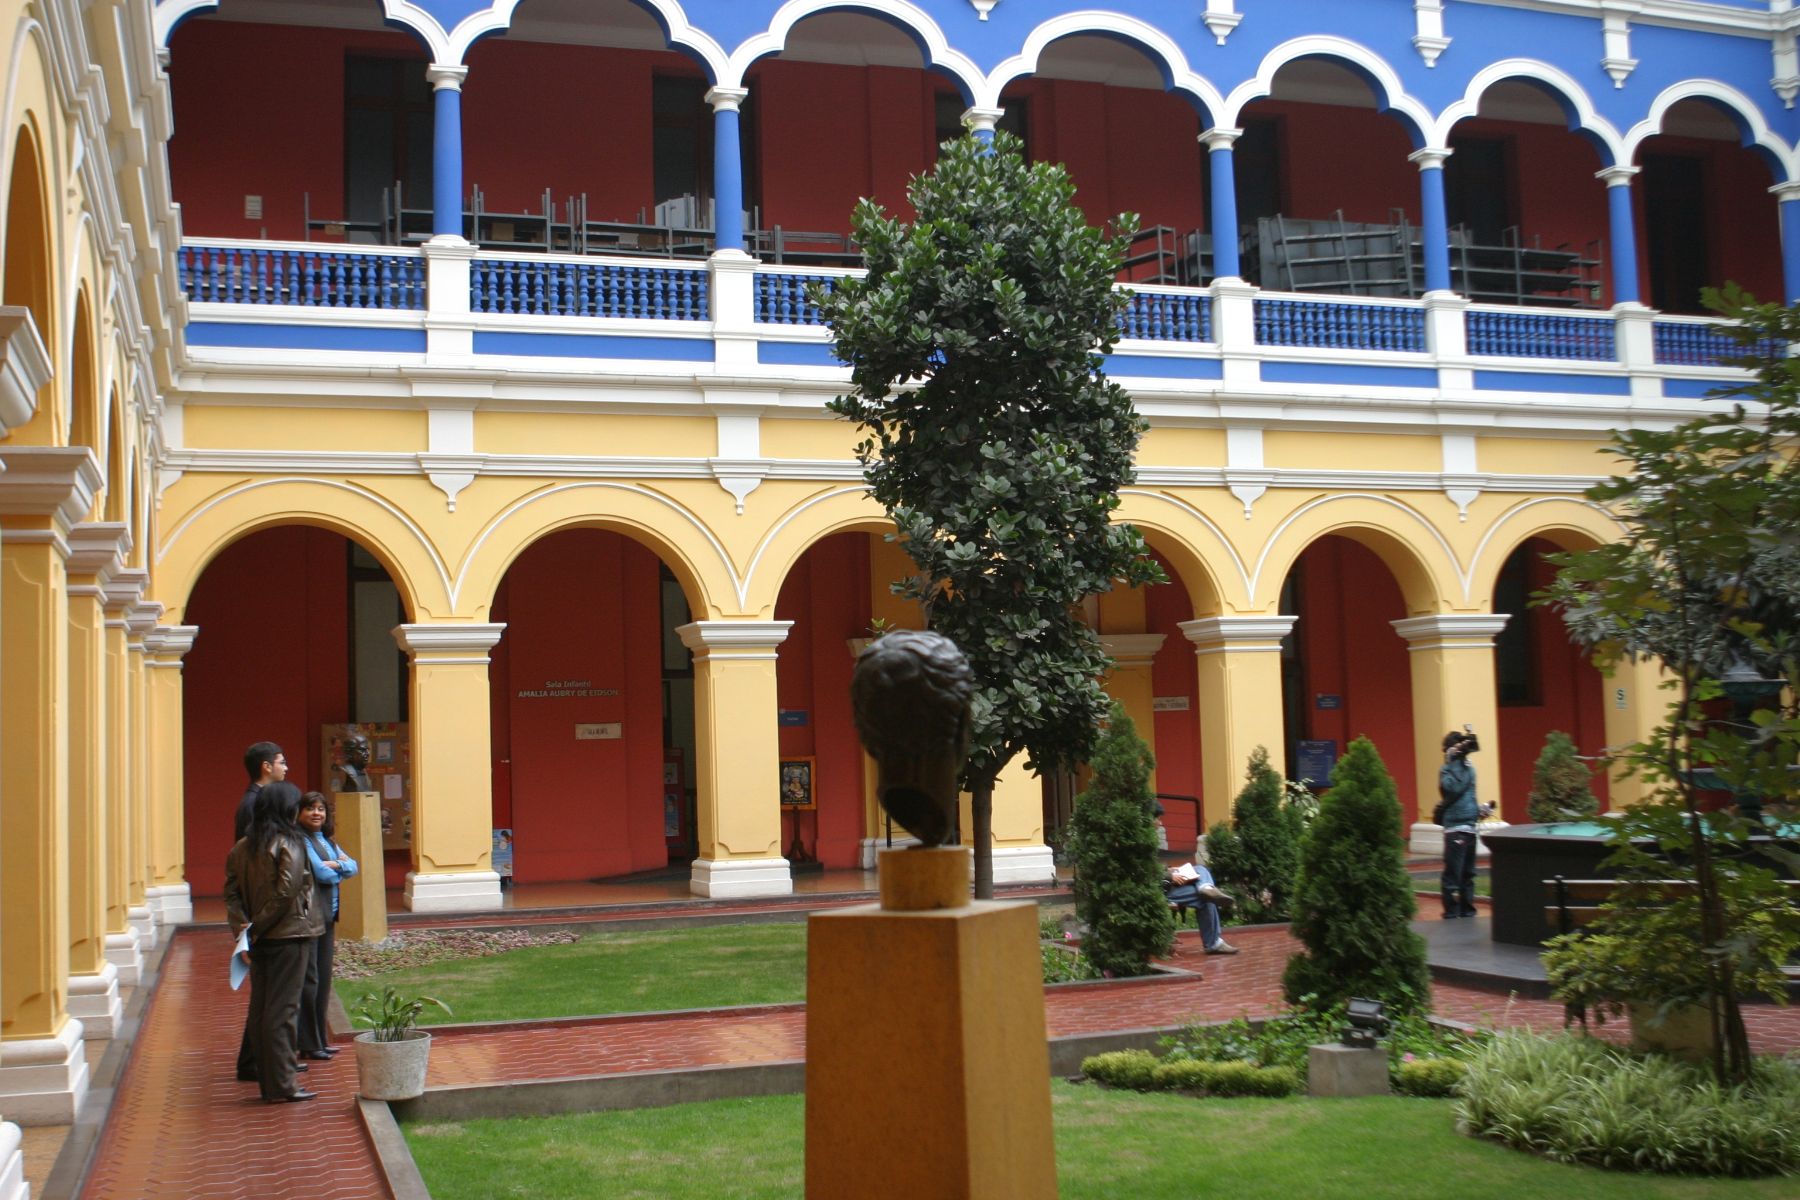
[1527, 730, 1599, 823]
[1205, 746, 1304, 922]
[1282, 736, 1431, 1014]
[1067, 705, 1176, 977]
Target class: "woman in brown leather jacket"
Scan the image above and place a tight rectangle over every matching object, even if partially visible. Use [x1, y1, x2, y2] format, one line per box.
[224, 781, 324, 1103]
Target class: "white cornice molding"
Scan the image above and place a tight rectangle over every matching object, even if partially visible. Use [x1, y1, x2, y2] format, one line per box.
[125, 599, 164, 641]
[677, 620, 794, 657]
[0, 307, 52, 432]
[66, 521, 132, 583]
[1179, 615, 1297, 652]
[1099, 633, 1168, 664]
[391, 622, 507, 663]
[142, 623, 199, 661]
[104, 566, 150, 616]
[0, 447, 103, 530]
[1465, 0, 1778, 37]
[1391, 613, 1512, 648]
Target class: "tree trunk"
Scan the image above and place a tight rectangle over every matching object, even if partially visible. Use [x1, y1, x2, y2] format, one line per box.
[973, 777, 995, 900]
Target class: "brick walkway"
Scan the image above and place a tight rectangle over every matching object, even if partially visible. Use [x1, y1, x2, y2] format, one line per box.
[76, 911, 1800, 1199]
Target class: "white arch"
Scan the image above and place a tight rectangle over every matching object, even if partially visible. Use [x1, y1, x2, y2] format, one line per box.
[1433, 59, 1624, 166]
[152, 0, 219, 50]
[1116, 487, 1252, 603]
[724, 0, 983, 99]
[1222, 35, 1435, 146]
[1250, 492, 1468, 607]
[1466, 495, 1626, 591]
[981, 10, 1226, 120]
[383, 0, 728, 76]
[1623, 79, 1797, 182]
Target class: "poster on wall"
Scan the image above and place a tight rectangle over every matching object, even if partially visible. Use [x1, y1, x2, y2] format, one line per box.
[321, 723, 410, 849]
[492, 828, 514, 879]
[779, 757, 816, 810]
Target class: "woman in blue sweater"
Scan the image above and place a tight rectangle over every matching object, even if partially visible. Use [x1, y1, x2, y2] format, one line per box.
[297, 791, 358, 1059]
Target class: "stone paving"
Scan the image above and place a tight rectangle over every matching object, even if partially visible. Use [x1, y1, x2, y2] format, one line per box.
[74, 902, 1800, 1199]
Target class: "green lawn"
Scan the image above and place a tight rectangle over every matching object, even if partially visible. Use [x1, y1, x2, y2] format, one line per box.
[336, 922, 808, 1023]
[405, 1083, 1795, 1200]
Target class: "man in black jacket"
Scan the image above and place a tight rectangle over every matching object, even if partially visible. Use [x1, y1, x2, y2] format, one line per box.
[233, 740, 287, 1080]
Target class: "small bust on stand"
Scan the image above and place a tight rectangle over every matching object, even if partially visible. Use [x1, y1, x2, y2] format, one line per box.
[850, 629, 974, 848]
[332, 731, 374, 793]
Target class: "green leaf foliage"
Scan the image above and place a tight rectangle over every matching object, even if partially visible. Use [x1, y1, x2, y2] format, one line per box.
[1525, 730, 1599, 823]
[1065, 706, 1176, 976]
[1205, 746, 1305, 922]
[1393, 1057, 1466, 1098]
[1080, 1050, 1299, 1097]
[1282, 737, 1431, 1014]
[815, 132, 1166, 897]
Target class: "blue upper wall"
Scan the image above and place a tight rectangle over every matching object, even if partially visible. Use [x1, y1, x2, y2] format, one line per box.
[154, 0, 1800, 166]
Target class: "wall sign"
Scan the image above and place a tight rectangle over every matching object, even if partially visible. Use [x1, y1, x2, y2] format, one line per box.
[1295, 739, 1338, 786]
[575, 722, 623, 740]
[1315, 694, 1343, 710]
[1152, 696, 1190, 712]
[778, 709, 810, 727]
[516, 678, 621, 699]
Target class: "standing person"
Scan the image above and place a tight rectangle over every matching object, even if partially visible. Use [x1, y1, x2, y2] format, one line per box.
[296, 791, 357, 1060]
[1436, 728, 1489, 919]
[235, 741, 287, 841]
[223, 781, 323, 1103]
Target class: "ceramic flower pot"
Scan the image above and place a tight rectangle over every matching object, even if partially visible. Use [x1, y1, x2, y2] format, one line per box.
[354, 1029, 432, 1100]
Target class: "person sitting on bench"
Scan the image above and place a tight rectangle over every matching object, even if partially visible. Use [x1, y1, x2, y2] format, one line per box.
[1166, 862, 1239, 955]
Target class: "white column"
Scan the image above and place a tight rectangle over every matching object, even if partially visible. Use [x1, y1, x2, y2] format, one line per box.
[101, 569, 146, 985]
[142, 625, 199, 927]
[122, 599, 160, 948]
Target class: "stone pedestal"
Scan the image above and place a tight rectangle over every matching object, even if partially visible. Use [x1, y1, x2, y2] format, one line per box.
[806, 847, 1057, 1200]
[147, 882, 193, 926]
[1307, 1043, 1389, 1098]
[104, 930, 143, 986]
[68, 963, 123, 1039]
[402, 870, 501, 914]
[0, 1020, 90, 1124]
[0, 1121, 22, 1200]
[334, 792, 387, 944]
[127, 904, 157, 950]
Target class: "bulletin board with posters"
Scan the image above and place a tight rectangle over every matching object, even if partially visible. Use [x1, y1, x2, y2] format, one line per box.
[321, 723, 411, 849]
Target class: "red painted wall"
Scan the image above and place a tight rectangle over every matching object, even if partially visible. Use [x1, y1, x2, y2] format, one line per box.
[182, 527, 353, 897]
[1494, 540, 1611, 822]
[1292, 537, 1419, 819]
[1634, 133, 1781, 305]
[773, 533, 872, 868]
[1248, 100, 1420, 228]
[1144, 558, 1202, 848]
[166, 20, 423, 240]
[489, 530, 667, 882]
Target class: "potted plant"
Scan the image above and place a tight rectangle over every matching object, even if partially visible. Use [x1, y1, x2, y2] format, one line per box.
[350, 985, 451, 1101]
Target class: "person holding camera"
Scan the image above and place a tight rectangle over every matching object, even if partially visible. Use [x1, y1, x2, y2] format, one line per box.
[1434, 727, 1491, 919]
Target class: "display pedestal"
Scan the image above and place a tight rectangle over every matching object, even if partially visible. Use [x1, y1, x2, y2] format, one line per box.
[805, 847, 1057, 1200]
[1308, 1043, 1389, 1097]
[335, 791, 387, 943]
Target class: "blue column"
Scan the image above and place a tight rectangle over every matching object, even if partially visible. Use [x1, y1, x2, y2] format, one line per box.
[708, 87, 748, 253]
[1778, 188, 1800, 304]
[1202, 129, 1241, 279]
[1600, 166, 1641, 305]
[1413, 150, 1452, 294]
[428, 66, 467, 239]
[964, 107, 1001, 150]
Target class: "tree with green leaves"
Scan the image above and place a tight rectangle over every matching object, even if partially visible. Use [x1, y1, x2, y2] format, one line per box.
[1205, 746, 1305, 922]
[1540, 285, 1800, 1086]
[1282, 736, 1431, 1015]
[816, 131, 1165, 898]
[1526, 730, 1600, 824]
[1065, 706, 1176, 976]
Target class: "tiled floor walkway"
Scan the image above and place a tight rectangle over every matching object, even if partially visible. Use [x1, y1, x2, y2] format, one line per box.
[74, 902, 1800, 1199]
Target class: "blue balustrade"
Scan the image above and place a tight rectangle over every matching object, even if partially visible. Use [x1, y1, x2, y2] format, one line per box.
[177, 243, 424, 309]
[471, 258, 709, 320]
[754, 271, 837, 325]
[1652, 320, 1782, 367]
[1253, 297, 1425, 352]
[1121, 291, 1212, 342]
[1467, 310, 1614, 361]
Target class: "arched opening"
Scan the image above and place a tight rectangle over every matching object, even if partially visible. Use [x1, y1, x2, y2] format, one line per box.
[1490, 535, 1611, 821]
[70, 292, 97, 471]
[1443, 79, 1609, 306]
[995, 33, 1207, 283]
[182, 525, 413, 898]
[104, 395, 126, 523]
[1280, 534, 1419, 816]
[770, 529, 876, 870]
[1138, 546, 1204, 850]
[486, 526, 699, 883]
[4, 123, 55, 433]
[1634, 97, 1781, 312]
[1235, 57, 1423, 296]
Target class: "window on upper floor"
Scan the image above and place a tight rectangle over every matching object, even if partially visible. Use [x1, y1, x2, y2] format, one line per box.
[1445, 135, 1513, 247]
[344, 55, 434, 238]
[1643, 152, 1709, 315]
[653, 75, 759, 230]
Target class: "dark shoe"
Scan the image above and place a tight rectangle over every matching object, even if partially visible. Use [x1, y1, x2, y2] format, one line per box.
[294, 1062, 308, 1072]
[1442, 912, 1460, 919]
[1460, 910, 1478, 919]
[319, 1046, 341, 1057]
[266, 1090, 317, 1103]
[302, 1051, 334, 1061]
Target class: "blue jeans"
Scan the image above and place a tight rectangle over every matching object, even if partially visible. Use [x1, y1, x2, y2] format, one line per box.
[1442, 830, 1478, 917]
[1167, 866, 1225, 948]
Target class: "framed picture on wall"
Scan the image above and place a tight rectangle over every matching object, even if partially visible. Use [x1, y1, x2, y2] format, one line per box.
[779, 756, 815, 810]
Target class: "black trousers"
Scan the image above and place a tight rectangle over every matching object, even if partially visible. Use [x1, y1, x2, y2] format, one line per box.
[1442, 830, 1479, 918]
[247, 937, 311, 1101]
[298, 920, 336, 1054]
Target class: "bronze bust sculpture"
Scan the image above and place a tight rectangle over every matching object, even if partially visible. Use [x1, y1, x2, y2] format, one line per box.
[850, 630, 974, 847]
[332, 731, 374, 792]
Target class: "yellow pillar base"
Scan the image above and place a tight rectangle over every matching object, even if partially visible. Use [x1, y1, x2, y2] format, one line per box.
[334, 792, 388, 944]
[806, 848, 1057, 1200]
